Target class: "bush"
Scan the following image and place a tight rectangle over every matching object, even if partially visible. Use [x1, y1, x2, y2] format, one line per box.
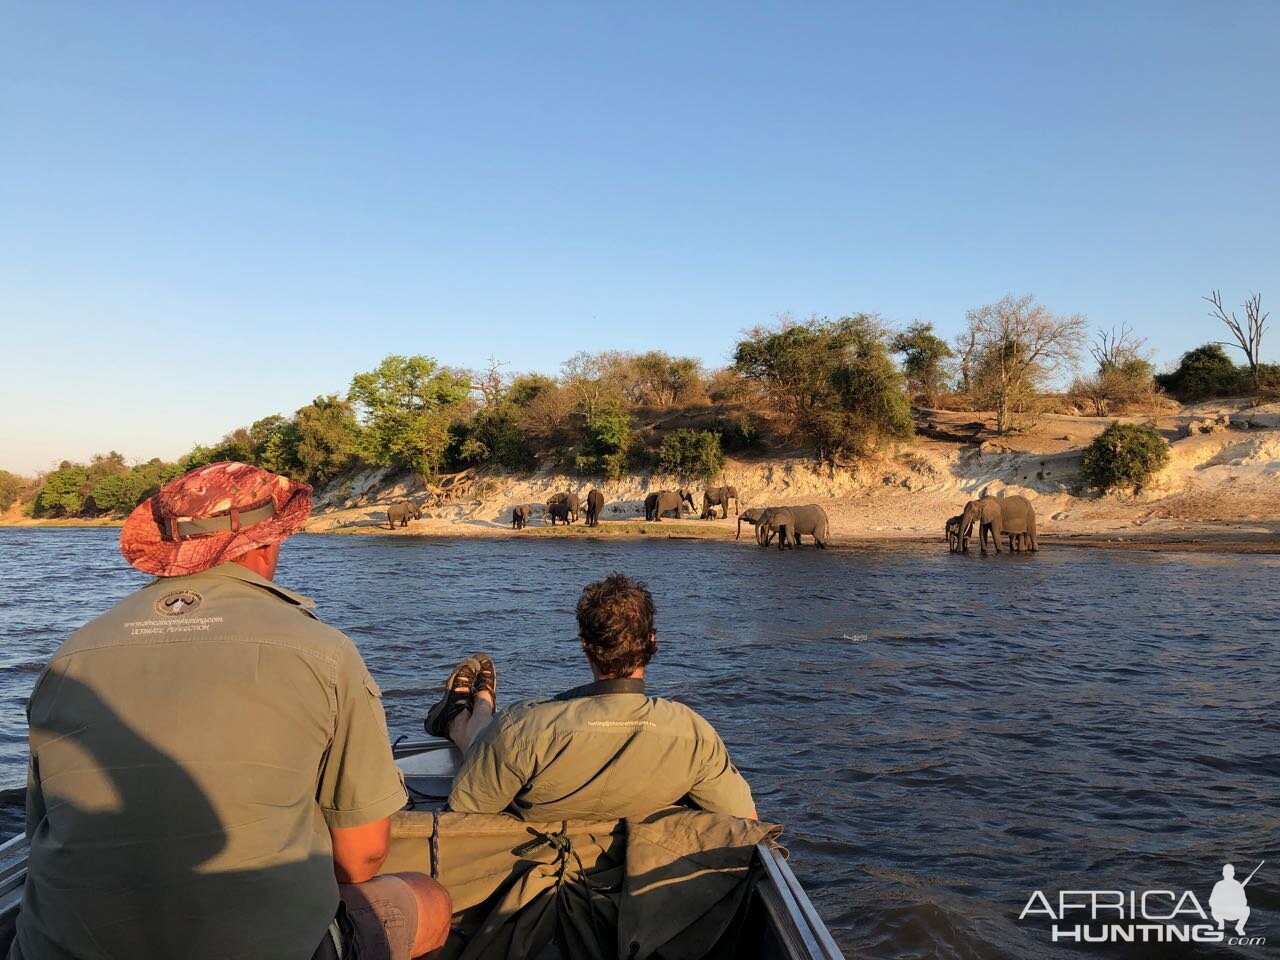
[0, 470, 25, 512]
[1080, 422, 1170, 493]
[714, 414, 760, 453]
[1154, 344, 1246, 401]
[575, 408, 632, 480]
[656, 429, 725, 481]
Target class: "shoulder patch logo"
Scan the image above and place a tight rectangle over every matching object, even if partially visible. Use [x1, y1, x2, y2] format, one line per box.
[155, 591, 203, 616]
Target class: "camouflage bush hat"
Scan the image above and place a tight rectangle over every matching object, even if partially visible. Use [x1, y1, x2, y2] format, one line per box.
[120, 462, 312, 577]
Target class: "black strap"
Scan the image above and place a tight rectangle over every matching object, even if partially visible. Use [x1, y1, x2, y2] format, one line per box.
[554, 678, 646, 701]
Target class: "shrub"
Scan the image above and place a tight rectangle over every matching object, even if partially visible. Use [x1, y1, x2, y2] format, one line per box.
[1080, 422, 1170, 493]
[1154, 344, 1246, 401]
[656, 429, 725, 481]
[575, 408, 632, 480]
[0, 470, 25, 512]
[714, 414, 760, 452]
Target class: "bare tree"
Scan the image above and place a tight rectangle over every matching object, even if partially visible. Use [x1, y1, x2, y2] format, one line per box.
[472, 356, 509, 407]
[1089, 324, 1144, 370]
[954, 328, 978, 394]
[965, 294, 1088, 434]
[1071, 324, 1156, 416]
[1206, 290, 1268, 392]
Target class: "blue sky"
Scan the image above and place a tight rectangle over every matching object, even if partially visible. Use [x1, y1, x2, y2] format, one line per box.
[2, 2, 1277, 474]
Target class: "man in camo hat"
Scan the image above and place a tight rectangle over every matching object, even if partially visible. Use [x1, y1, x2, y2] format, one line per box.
[13, 462, 451, 960]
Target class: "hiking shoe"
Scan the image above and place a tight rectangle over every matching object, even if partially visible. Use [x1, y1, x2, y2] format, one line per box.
[473, 652, 497, 707]
[424, 657, 480, 738]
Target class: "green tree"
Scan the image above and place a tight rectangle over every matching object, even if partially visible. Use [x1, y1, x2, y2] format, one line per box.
[0, 470, 27, 511]
[507, 373, 557, 407]
[349, 355, 470, 475]
[1080, 422, 1170, 493]
[733, 315, 912, 460]
[208, 428, 255, 464]
[34, 466, 89, 517]
[248, 415, 291, 462]
[657, 429, 725, 481]
[89, 472, 149, 514]
[1155, 343, 1245, 401]
[293, 395, 360, 484]
[891, 322, 953, 406]
[459, 404, 534, 471]
[179, 444, 217, 472]
[574, 407, 633, 480]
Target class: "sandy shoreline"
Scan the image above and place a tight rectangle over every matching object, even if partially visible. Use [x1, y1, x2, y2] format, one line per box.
[6, 403, 1278, 556]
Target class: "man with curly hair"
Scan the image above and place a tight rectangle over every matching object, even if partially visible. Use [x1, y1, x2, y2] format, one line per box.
[425, 573, 756, 821]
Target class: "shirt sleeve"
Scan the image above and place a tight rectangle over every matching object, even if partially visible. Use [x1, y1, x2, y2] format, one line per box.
[317, 642, 408, 829]
[683, 717, 756, 819]
[448, 711, 534, 815]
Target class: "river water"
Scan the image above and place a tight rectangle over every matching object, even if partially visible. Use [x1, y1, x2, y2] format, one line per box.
[0, 528, 1275, 958]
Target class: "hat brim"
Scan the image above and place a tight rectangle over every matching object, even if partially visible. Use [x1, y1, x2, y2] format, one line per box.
[120, 481, 312, 577]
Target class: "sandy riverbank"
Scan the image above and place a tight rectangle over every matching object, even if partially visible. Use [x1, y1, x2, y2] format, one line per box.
[7, 401, 1278, 555]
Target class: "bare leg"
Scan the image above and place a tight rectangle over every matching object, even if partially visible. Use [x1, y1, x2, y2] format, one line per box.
[401, 872, 452, 957]
[448, 690, 495, 754]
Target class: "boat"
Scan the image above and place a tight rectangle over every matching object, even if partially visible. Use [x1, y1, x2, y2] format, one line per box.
[0, 739, 845, 959]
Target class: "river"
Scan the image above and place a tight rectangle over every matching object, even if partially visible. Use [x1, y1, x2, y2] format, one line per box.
[0, 528, 1275, 958]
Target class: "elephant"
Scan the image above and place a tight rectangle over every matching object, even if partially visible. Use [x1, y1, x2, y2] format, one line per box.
[386, 500, 422, 528]
[945, 515, 963, 553]
[700, 485, 739, 519]
[736, 506, 767, 541]
[644, 488, 694, 521]
[511, 504, 530, 530]
[758, 505, 829, 550]
[959, 495, 1038, 554]
[1006, 531, 1032, 552]
[546, 491, 580, 523]
[545, 500, 572, 526]
[584, 489, 605, 527]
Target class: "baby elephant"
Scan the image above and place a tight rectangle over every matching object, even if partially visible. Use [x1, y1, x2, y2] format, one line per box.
[511, 504, 530, 530]
[945, 515, 963, 553]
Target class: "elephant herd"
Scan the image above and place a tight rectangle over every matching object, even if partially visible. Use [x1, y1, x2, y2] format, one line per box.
[390, 487, 1043, 558]
[946, 494, 1038, 554]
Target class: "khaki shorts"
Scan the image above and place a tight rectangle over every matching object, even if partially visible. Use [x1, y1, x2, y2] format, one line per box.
[311, 876, 419, 960]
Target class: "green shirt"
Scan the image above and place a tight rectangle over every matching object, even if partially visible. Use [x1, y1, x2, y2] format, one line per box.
[449, 678, 756, 821]
[15, 564, 408, 960]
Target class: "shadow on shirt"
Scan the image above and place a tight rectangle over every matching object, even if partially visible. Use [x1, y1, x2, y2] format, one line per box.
[9, 673, 335, 960]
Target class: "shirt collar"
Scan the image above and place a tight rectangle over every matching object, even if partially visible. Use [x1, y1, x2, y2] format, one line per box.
[171, 562, 318, 611]
[554, 677, 646, 701]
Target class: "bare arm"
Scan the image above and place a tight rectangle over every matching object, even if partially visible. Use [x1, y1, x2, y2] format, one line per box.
[330, 816, 391, 884]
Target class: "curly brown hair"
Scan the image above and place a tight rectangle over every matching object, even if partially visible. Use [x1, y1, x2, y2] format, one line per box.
[576, 573, 657, 677]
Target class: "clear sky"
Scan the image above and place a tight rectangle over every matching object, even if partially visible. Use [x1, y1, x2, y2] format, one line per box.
[2, 2, 1277, 475]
